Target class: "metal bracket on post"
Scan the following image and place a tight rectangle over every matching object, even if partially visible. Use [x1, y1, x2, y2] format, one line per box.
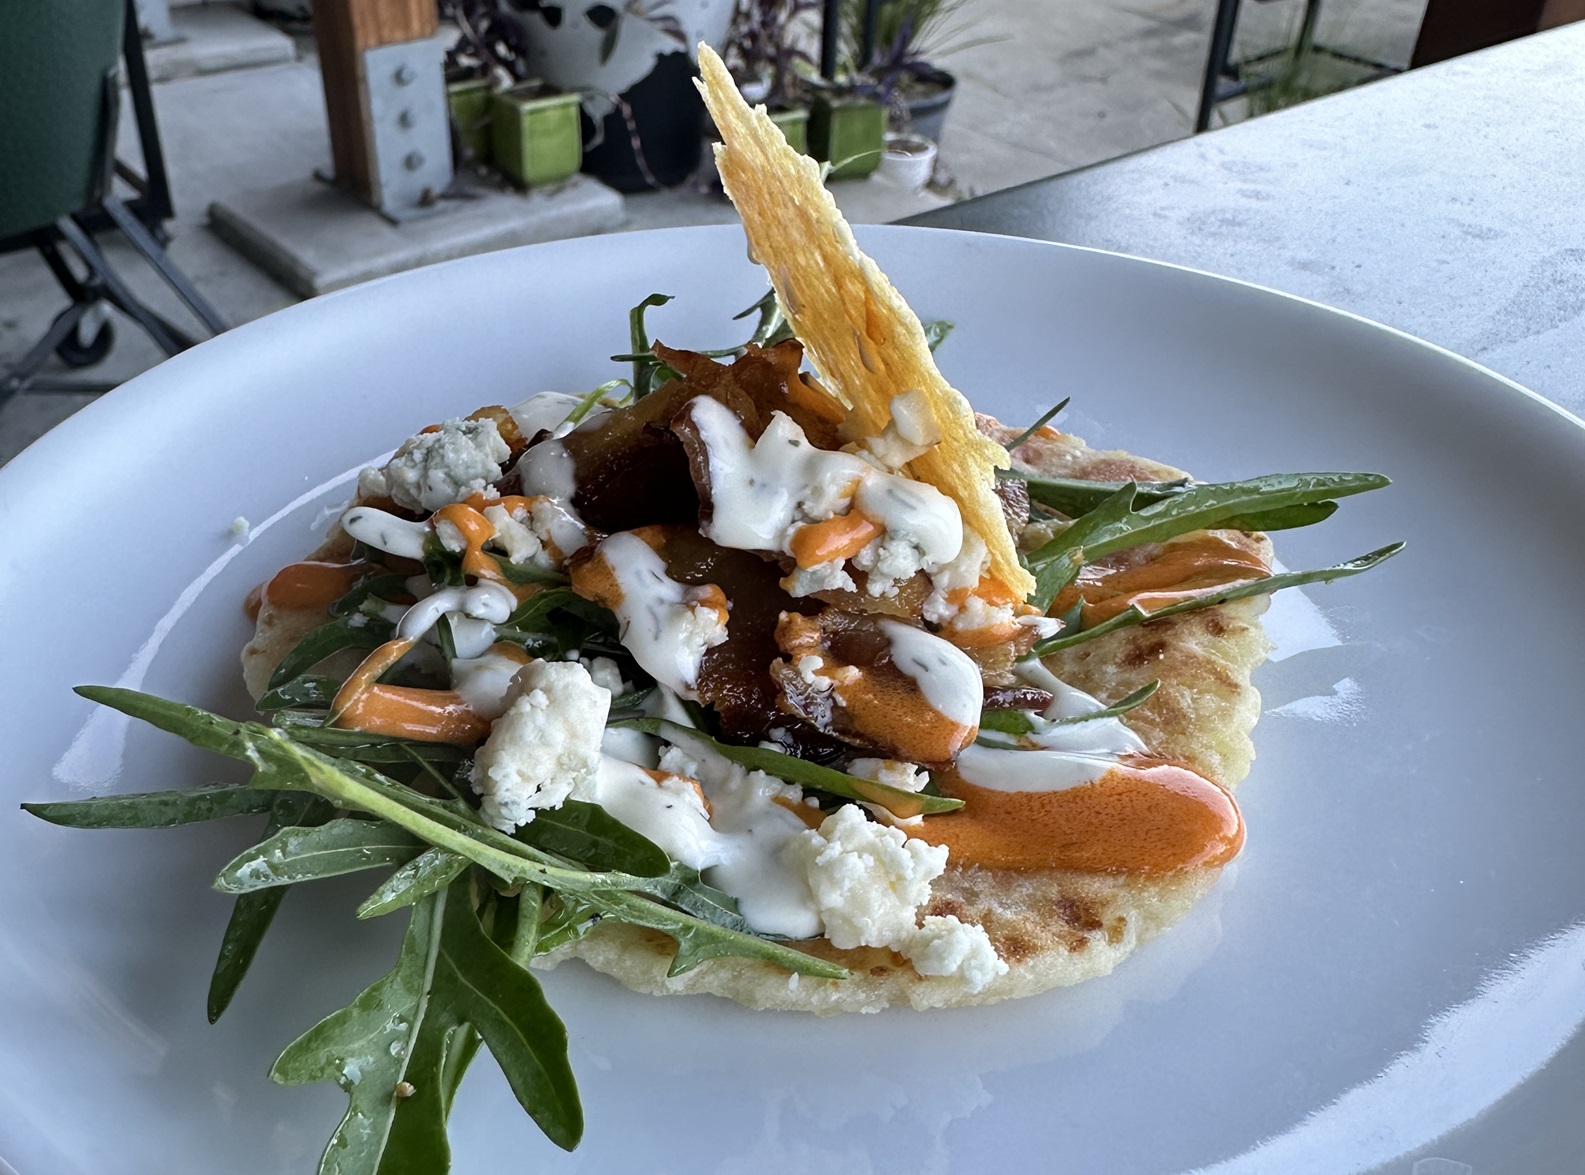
[362, 38, 454, 223]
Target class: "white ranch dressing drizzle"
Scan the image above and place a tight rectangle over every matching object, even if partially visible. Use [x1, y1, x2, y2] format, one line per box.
[569, 755, 722, 870]
[954, 744, 1126, 793]
[852, 474, 961, 568]
[689, 397, 867, 553]
[958, 659, 1148, 793]
[396, 581, 516, 642]
[508, 391, 587, 439]
[517, 438, 577, 500]
[879, 620, 983, 729]
[340, 507, 430, 560]
[657, 733, 822, 939]
[1015, 659, 1147, 754]
[686, 397, 963, 573]
[594, 532, 727, 700]
[449, 646, 528, 720]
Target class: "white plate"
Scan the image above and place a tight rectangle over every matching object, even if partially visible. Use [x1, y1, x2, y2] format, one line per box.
[5, 226, 1584, 1175]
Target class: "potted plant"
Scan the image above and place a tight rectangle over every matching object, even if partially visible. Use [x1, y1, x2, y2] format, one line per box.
[438, 5, 586, 188]
[491, 84, 584, 188]
[722, 0, 821, 153]
[444, 74, 496, 166]
[840, 0, 976, 142]
[441, 0, 535, 170]
[481, 0, 739, 192]
[807, 83, 885, 178]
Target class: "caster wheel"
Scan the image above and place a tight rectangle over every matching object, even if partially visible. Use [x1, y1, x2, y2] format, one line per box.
[53, 311, 114, 368]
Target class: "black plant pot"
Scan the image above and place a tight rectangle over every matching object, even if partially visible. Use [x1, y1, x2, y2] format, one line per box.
[581, 51, 704, 192]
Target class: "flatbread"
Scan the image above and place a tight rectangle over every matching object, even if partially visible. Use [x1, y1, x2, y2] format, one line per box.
[538, 422, 1271, 1012]
[241, 422, 1271, 1014]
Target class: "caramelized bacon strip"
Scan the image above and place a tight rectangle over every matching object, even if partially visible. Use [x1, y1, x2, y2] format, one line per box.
[773, 610, 977, 765]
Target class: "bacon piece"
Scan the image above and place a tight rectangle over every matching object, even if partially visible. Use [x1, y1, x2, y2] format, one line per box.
[772, 610, 977, 765]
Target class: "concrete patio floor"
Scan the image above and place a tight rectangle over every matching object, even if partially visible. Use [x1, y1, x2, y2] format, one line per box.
[0, 0, 1427, 463]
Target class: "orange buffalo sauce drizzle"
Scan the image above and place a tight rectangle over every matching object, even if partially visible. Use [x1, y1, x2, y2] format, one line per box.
[328, 637, 491, 745]
[941, 575, 1046, 649]
[1052, 532, 1271, 626]
[789, 511, 882, 568]
[244, 560, 369, 621]
[432, 494, 538, 587]
[916, 758, 1244, 874]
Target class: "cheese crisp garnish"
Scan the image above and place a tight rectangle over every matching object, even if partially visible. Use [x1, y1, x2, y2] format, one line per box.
[696, 46, 1036, 601]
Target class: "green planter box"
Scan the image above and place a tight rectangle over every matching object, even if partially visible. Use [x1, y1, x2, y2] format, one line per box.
[769, 106, 810, 156]
[809, 95, 884, 179]
[492, 89, 582, 189]
[447, 78, 494, 166]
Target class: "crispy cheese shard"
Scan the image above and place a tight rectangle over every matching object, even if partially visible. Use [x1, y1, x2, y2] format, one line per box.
[695, 46, 1036, 601]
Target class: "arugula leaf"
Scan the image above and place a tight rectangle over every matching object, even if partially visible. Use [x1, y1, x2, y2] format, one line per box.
[275, 723, 469, 767]
[1217, 501, 1339, 532]
[494, 587, 616, 657]
[257, 674, 339, 712]
[627, 293, 679, 397]
[358, 848, 469, 920]
[1002, 396, 1071, 455]
[532, 893, 603, 955]
[209, 790, 335, 1023]
[978, 681, 1160, 741]
[977, 709, 1036, 736]
[582, 888, 836, 977]
[214, 817, 424, 894]
[608, 685, 655, 713]
[514, 799, 670, 878]
[22, 782, 274, 829]
[1048, 680, 1161, 724]
[373, 885, 581, 1174]
[272, 890, 447, 1175]
[641, 864, 752, 932]
[611, 717, 963, 818]
[921, 319, 954, 352]
[733, 287, 793, 347]
[1028, 542, 1405, 657]
[267, 616, 392, 694]
[433, 615, 458, 662]
[79, 688, 848, 980]
[274, 882, 583, 1175]
[561, 378, 631, 428]
[433, 882, 581, 1145]
[1026, 483, 1136, 611]
[328, 573, 413, 619]
[1007, 473, 1189, 517]
[1024, 472, 1390, 577]
[1028, 547, 1083, 615]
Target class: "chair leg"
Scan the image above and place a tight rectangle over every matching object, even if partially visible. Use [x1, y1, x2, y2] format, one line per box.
[0, 303, 92, 404]
[1196, 0, 1244, 132]
[101, 193, 227, 335]
[55, 214, 193, 356]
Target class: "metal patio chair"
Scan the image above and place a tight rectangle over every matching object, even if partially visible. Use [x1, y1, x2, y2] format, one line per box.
[0, 0, 227, 405]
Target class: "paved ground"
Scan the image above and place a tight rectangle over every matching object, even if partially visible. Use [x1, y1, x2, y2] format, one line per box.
[0, 0, 1427, 463]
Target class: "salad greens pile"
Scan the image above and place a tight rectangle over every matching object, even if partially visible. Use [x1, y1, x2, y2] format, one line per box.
[21, 294, 1399, 1174]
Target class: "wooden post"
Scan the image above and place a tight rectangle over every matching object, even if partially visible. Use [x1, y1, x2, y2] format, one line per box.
[313, 0, 440, 207]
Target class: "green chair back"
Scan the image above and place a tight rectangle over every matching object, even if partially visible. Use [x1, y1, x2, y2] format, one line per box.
[0, 0, 127, 239]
